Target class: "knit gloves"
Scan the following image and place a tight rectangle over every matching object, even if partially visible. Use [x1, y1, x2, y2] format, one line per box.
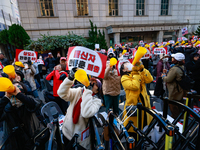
[132, 61, 144, 72]
[68, 67, 77, 81]
[86, 83, 94, 91]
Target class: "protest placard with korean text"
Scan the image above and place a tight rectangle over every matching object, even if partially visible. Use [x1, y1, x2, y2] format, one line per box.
[66, 46, 107, 78]
[15, 49, 38, 63]
[152, 47, 167, 55]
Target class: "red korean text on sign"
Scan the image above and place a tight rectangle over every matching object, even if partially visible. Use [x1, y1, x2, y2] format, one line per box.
[24, 52, 27, 56]
[87, 64, 94, 71]
[94, 66, 100, 73]
[74, 50, 81, 58]
[81, 52, 88, 60]
[28, 52, 31, 56]
[88, 54, 96, 63]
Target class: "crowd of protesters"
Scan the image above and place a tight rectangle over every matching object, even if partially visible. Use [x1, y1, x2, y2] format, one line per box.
[0, 37, 200, 149]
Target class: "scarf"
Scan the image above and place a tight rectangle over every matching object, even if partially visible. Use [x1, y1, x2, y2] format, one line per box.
[10, 95, 23, 108]
[72, 89, 95, 124]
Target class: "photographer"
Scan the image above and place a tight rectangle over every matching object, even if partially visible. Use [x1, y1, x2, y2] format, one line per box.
[45, 52, 56, 73]
[23, 60, 39, 98]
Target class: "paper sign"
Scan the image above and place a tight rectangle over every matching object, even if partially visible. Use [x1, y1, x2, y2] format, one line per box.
[66, 46, 107, 78]
[15, 49, 38, 63]
[81, 127, 90, 141]
[139, 40, 144, 45]
[152, 47, 167, 55]
[36, 59, 44, 65]
[168, 40, 175, 44]
[95, 44, 99, 49]
[0, 62, 3, 69]
[141, 48, 151, 59]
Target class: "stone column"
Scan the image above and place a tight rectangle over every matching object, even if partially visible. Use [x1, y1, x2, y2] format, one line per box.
[104, 29, 110, 48]
[178, 29, 182, 38]
[114, 33, 120, 45]
[157, 31, 164, 43]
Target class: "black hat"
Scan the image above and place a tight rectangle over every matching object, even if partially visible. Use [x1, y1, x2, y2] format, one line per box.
[15, 70, 24, 81]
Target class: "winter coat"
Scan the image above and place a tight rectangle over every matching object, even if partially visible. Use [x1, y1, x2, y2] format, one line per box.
[121, 68, 153, 132]
[45, 57, 56, 70]
[0, 58, 10, 67]
[152, 54, 160, 66]
[46, 70, 68, 97]
[57, 78, 102, 149]
[156, 60, 170, 81]
[33, 62, 39, 75]
[186, 57, 200, 80]
[184, 47, 196, 64]
[163, 64, 184, 101]
[103, 67, 121, 96]
[23, 65, 36, 91]
[0, 93, 37, 150]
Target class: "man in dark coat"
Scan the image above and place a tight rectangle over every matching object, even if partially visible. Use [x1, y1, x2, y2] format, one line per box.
[0, 53, 10, 67]
[45, 52, 56, 72]
[186, 52, 200, 94]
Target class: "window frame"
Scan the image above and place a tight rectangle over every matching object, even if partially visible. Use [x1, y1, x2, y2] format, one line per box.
[108, 0, 119, 16]
[76, 0, 89, 16]
[160, 0, 169, 16]
[39, 0, 54, 17]
[136, 0, 145, 16]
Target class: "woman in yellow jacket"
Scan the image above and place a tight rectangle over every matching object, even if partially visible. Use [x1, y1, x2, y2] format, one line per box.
[120, 61, 153, 138]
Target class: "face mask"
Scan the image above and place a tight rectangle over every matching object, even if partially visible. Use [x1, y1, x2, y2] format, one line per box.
[127, 63, 133, 71]
[39, 56, 42, 59]
[163, 58, 168, 62]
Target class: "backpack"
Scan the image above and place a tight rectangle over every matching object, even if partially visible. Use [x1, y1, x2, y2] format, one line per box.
[175, 66, 192, 91]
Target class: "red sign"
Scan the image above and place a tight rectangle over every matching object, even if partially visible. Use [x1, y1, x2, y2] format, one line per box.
[66, 46, 107, 78]
[36, 59, 44, 65]
[141, 48, 151, 59]
[15, 49, 38, 63]
[152, 47, 168, 55]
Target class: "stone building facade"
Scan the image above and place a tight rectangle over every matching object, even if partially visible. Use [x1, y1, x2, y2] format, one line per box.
[0, 0, 20, 60]
[17, 0, 200, 47]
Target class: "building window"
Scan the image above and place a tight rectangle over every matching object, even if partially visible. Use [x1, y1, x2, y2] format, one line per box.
[109, 0, 118, 16]
[39, 0, 54, 16]
[136, 0, 145, 16]
[161, 0, 169, 15]
[76, 0, 89, 16]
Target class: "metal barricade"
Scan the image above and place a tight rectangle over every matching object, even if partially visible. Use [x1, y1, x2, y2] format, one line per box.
[124, 103, 175, 150]
[162, 97, 200, 150]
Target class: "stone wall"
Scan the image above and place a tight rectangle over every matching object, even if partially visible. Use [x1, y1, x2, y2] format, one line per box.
[18, 0, 200, 44]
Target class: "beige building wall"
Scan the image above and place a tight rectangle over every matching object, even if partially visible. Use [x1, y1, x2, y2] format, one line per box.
[17, 0, 200, 46]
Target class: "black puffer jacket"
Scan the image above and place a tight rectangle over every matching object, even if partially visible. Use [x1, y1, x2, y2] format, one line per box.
[186, 53, 200, 80]
[0, 58, 10, 66]
[184, 47, 197, 64]
[0, 93, 37, 150]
